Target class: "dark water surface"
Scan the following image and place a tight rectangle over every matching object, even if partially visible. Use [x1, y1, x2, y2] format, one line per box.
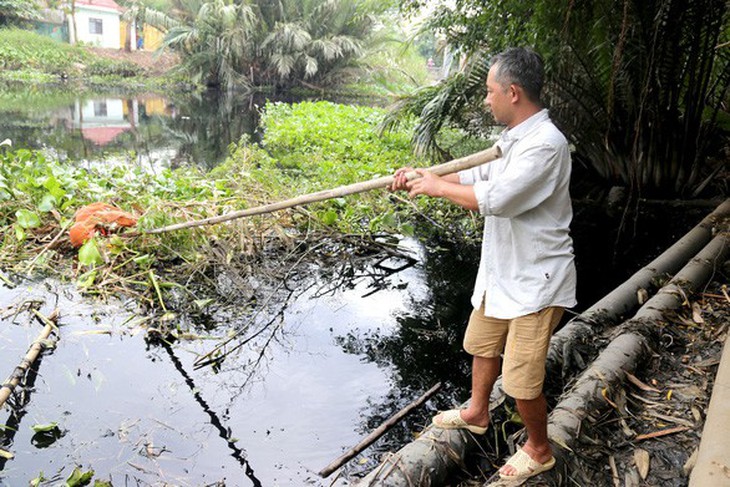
[0, 243, 460, 486]
[0, 84, 308, 170]
[0, 85, 713, 486]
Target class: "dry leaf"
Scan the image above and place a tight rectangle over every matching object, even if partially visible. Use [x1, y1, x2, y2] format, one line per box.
[601, 387, 618, 409]
[692, 302, 705, 324]
[625, 371, 661, 392]
[635, 426, 690, 441]
[684, 447, 699, 475]
[637, 288, 649, 305]
[634, 448, 650, 479]
[609, 455, 620, 487]
[691, 406, 702, 423]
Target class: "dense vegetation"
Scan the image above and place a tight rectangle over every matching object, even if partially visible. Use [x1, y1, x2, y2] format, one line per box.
[137, 0, 427, 92]
[0, 101, 482, 315]
[389, 0, 730, 198]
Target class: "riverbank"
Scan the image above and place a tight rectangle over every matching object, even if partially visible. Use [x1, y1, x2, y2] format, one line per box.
[0, 28, 188, 92]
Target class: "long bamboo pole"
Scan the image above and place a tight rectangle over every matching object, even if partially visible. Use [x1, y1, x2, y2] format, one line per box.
[0, 309, 58, 410]
[145, 145, 502, 235]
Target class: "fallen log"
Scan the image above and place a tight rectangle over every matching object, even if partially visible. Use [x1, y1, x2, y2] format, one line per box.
[546, 233, 730, 453]
[0, 309, 59, 410]
[547, 197, 730, 380]
[355, 200, 729, 486]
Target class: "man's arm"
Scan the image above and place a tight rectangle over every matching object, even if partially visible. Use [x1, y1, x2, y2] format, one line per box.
[393, 168, 478, 211]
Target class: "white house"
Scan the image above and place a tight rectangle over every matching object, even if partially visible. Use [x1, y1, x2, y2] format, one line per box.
[68, 0, 124, 49]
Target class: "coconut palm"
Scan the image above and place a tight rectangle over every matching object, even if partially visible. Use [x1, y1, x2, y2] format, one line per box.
[257, 0, 373, 88]
[159, 0, 257, 88]
[138, 0, 384, 90]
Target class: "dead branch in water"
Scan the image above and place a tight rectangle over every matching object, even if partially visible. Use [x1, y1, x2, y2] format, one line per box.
[0, 308, 59, 410]
[319, 382, 442, 478]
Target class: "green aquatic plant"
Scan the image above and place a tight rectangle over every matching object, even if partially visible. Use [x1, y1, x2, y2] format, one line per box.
[1, 100, 483, 321]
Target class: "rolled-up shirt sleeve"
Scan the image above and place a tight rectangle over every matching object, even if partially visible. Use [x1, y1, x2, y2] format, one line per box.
[474, 142, 565, 218]
[458, 140, 501, 185]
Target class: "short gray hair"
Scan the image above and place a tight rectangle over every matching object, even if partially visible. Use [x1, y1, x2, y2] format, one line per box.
[491, 47, 544, 103]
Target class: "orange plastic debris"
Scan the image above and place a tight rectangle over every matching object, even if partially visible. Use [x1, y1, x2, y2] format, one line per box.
[69, 202, 138, 248]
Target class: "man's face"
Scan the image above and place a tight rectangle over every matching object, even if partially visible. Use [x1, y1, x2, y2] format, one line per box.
[484, 64, 513, 126]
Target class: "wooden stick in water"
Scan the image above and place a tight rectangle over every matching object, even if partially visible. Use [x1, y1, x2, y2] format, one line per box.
[0, 309, 58, 410]
[318, 382, 442, 478]
[146, 145, 501, 235]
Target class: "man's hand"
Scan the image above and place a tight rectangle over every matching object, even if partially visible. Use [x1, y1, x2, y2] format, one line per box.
[405, 169, 443, 198]
[389, 167, 414, 192]
[390, 168, 443, 198]
[390, 167, 476, 210]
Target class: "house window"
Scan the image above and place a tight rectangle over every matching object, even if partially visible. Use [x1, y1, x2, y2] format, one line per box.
[94, 101, 108, 117]
[89, 18, 103, 35]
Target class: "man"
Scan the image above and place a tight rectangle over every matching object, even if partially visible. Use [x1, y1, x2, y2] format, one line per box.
[391, 47, 576, 481]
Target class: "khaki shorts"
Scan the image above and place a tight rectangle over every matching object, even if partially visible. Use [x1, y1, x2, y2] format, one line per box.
[463, 305, 564, 400]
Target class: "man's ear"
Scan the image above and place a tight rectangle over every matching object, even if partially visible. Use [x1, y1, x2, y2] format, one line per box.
[509, 84, 520, 103]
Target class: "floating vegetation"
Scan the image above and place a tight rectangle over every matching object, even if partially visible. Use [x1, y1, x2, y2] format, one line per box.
[0, 101, 486, 337]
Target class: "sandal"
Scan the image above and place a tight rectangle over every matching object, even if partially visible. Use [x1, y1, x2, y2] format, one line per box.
[498, 448, 556, 481]
[431, 409, 488, 435]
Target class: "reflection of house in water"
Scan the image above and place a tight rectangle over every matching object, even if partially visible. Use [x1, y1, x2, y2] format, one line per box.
[73, 98, 135, 146]
[71, 97, 174, 153]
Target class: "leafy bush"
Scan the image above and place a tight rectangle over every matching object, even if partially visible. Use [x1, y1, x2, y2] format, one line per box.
[86, 59, 145, 78]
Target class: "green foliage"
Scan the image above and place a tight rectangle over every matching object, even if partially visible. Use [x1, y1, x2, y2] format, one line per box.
[235, 100, 480, 235]
[65, 467, 94, 487]
[85, 58, 144, 78]
[149, 0, 391, 90]
[0, 28, 88, 73]
[393, 0, 730, 197]
[30, 422, 59, 433]
[0, 0, 40, 26]
[2, 100, 482, 306]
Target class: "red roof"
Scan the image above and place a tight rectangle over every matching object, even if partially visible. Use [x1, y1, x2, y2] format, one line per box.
[81, 126, 129, 146]
[75, 0, 122, 11]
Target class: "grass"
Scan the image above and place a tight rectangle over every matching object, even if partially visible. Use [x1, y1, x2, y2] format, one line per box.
[0, 28, 182, 90]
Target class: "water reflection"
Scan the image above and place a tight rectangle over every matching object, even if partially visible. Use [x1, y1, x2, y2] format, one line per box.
[0, 86, 265, 170]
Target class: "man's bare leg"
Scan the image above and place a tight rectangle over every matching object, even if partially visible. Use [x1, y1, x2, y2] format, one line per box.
[499, 393, 553, 476]
[458, 355, 500, 427]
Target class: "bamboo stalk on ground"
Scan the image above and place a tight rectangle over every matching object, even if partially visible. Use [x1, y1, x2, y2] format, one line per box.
[145, 145, 502, 234]
[0, 309, 59, 410]
[545, 197, 730, 379]
[545, 232, 730, 454]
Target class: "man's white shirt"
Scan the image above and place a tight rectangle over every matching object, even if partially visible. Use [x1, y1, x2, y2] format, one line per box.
[458, 109, 577, 319]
